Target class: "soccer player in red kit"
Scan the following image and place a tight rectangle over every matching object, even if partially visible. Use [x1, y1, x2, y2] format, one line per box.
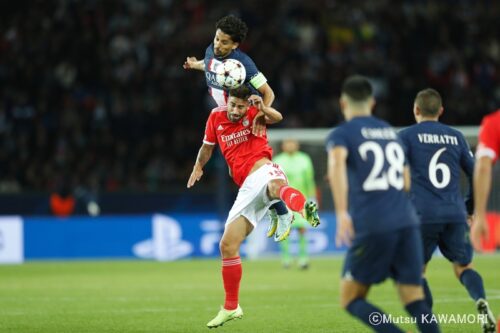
[187, 85, 320, 328]
[473, 110, 500, 249]
[183, 14, 295, 241]
[472, 110, 499, 333]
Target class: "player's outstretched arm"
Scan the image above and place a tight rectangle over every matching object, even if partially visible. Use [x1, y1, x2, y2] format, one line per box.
[187, 144, 215, 188]
[257, 83, 275, 107]
[472, 155, 493, 250]
[183, 57, 205, 71]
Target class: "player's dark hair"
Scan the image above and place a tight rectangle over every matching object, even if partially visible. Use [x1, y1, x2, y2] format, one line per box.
[215, 15, 248, 43]
[229, 85, 252, 100]
[341, 75, 373, 102]
[415, 88, 442, 116]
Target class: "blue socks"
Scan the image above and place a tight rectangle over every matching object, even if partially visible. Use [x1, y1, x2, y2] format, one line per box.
[459, 269, 486, 301]
[423, 278, 434, 308]
[346, 298, 441, 333]
[346, 298, 404, 333]
[270, 200, 288, 215]
[405, 300, 440, 333]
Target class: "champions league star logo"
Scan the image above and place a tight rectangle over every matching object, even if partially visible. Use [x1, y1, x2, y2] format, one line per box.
[242, 117, 249, 127]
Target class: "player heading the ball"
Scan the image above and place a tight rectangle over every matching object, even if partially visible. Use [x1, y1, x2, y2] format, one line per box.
[187, 85, 320, 329]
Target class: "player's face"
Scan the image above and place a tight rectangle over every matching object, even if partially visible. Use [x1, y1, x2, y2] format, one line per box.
[282, 139, 299, 153]
[214, 29, 238, 57]
[227, 96, 249, 122]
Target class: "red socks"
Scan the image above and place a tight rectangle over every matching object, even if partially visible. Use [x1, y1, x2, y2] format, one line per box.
[279, 185, 306, 212]
[222, 256, 242, 310]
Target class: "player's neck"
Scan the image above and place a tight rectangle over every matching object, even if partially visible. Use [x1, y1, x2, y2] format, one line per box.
[346, 109, 371, 121]
[418, 116, 439, 123]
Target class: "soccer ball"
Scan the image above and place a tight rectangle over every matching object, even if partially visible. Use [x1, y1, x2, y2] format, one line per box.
[215, 59, 246, 89]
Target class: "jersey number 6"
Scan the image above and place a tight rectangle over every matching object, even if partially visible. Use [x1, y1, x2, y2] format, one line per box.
[428, 147, 450, 189]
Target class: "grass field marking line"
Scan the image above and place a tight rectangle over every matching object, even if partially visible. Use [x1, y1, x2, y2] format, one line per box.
[240, 295, 500, 310]
[375, 295, 500, 306]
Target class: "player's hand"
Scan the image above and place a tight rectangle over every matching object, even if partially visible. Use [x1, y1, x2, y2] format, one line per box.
[183, 57, 199, 70]
[187, 165, 204, 188]
[252, 111, 266, 137]
[466, 215, 474, 227]
[335, 211, 354, 248]
[470, 215, 489, 252]
[248, 95, 264, 111]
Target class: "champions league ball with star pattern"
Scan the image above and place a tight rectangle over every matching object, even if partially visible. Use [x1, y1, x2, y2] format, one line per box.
[215, 59, 246, 89]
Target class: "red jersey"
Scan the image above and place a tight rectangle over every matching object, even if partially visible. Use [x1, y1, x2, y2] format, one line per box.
[203, 105, 273, 186]
[476, 110, 500, 163]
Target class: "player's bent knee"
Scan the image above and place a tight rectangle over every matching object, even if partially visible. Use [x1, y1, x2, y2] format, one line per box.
[453, 263, 472, 279]
[219, 239, 239, 258]
[267, 179, 286, 199]
[340, 296, 354, 310]
[340, 280, 368, 309]
[397, 284, 424, 305]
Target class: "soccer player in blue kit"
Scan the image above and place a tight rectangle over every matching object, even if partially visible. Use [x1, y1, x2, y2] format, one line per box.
[399, 88, 496, 333]
[183, 15, 301, 240]
[327, 76, 440, 333]
[183, 15, 273, 109]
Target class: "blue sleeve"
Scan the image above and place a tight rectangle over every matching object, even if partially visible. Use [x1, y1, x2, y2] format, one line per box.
[458, 133, 475, 215]
[397, 129, 411, 165]
[239, 53, 259, 80]
[204, 43, 213, 69]
[325, 127, 348, 152]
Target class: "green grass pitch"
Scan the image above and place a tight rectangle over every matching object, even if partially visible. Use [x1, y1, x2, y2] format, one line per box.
[0, 255, 499, 332]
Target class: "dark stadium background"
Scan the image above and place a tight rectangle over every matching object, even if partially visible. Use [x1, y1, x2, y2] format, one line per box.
[0, 3, 499, 332]
[0, 0, 498, 215]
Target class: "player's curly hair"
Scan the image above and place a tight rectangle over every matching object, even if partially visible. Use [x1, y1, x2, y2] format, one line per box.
[215, 15, 248, 43]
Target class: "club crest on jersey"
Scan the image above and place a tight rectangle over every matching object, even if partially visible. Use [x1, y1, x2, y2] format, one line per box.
[242, 117, 249, 127]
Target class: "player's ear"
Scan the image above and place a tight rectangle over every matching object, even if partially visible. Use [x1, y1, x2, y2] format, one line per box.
[438, 106, 444, 117]
[414, 104, 420, 117]
[232, 42, 239, 50]
[339, 96, 346, 110]
[369, 97, 376, 109]
[413, 104, 421, 122]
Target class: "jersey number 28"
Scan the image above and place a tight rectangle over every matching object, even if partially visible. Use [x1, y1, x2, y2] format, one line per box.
[359, 141, 405, 191]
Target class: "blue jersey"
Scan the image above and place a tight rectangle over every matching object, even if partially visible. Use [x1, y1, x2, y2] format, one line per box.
[326, 116, 419, 236]
[204, 43, 267, 106]
[399, 121, 474, 224]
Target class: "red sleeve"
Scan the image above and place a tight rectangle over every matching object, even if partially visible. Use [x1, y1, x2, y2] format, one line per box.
[203, 112, 217, 145]
[477, 114, 500, 162]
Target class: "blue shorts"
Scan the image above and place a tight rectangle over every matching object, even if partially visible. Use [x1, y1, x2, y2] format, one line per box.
[421, 223, 473, 266]
[342, 226, 423, 285]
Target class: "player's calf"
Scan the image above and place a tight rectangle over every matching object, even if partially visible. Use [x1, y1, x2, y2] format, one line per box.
[278, 185, 306, 212]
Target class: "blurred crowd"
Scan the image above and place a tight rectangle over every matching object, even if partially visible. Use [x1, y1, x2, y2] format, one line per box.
[0, 0, 499, 193]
